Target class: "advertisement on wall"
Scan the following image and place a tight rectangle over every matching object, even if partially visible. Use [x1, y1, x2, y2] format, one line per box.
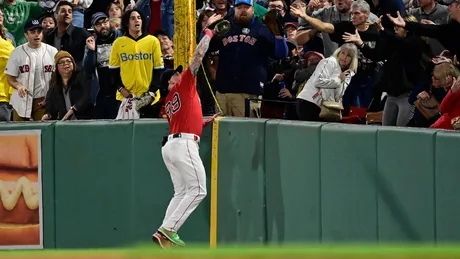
[0, 130, 43, 249]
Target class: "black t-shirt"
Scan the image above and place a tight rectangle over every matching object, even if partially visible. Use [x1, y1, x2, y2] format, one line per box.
[329, 21, 380, 73]
[95, 32, 119, 97]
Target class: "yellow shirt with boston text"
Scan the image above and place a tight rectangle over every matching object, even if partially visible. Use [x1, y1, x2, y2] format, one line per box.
[0, 38, 14, 103]
[109, 34, 164, 102]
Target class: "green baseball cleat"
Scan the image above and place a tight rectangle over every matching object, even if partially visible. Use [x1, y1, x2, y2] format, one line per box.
[158, 227, 186, 247]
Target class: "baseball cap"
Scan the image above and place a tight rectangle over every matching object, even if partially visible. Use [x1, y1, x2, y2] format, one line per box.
[304, 51, 325, 61]
[284, 22, 298, 29]
[24, 19, 42, 32]
[235, 0, 253, 6]
[153, 29, 168, 38]
[91, 12, 108, 26]
[55, 1, 74, 11]
[160, 65, 184, 90]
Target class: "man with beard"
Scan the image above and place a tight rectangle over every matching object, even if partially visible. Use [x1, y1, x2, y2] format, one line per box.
[0, 0, 45, 46]
[83, 12, 123, 119]
[5, 19, 58, 121]
[209, 0, 288, 117]
[44, 1, 91, 67]
[296, 0, 378, 57]
[109, 9, 164, 118]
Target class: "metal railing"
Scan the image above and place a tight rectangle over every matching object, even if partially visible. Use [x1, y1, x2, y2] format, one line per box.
[244, 98, 296, 118]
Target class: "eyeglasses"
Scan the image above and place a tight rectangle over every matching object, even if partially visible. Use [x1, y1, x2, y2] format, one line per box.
[268, 4, 284, 10]
[58, 59, 73, 65]
[94, 19, 109, 27]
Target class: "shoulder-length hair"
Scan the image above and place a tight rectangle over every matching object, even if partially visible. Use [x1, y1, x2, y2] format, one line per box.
[331, 43, 359, 73]
[121, 8, 147, 35]
[50, 65, 79, 92]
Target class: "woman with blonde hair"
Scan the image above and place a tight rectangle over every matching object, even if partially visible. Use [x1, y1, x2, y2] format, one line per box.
[296, 43, 358, 121]
[430, 63, 460, 130]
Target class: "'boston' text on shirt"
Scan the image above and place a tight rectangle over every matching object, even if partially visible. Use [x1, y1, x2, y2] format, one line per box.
[223, 35, 257, 47]
[120, 52, 153, 62]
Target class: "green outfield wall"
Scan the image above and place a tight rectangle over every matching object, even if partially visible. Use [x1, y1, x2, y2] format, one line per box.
[1, 118, 459, 249]
[213, 118, 460, 245]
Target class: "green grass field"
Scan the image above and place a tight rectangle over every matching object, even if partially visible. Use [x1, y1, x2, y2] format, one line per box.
[2, 244, 460, 258]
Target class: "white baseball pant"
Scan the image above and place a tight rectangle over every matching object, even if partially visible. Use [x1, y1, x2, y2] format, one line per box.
[161, 134, 207, 232]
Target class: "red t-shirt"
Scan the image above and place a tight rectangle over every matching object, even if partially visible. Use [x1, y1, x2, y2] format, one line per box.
[164, 67, 203, 136]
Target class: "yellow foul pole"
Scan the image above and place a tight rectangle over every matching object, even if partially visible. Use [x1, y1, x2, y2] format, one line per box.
[174, 0, 196, 69]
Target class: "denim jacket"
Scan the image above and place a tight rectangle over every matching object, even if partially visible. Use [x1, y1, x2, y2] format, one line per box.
[136, 0, 152, 26]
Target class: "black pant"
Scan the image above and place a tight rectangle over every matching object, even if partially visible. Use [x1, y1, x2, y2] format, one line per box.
[94, 95, 119, 119]
[296, 99, 321, 121]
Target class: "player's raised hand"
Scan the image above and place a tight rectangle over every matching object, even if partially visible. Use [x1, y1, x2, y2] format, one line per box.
[386, 11, 406, 28]
[86, 36, 96, 51]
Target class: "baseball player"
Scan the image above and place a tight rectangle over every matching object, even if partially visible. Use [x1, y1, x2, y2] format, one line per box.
[5, 19, 58, 121]
[151, 13, 226, 249]
[109, 8, 164, 118]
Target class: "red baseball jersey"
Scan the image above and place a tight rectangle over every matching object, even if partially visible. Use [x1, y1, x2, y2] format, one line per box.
[164, 67, 203, 136]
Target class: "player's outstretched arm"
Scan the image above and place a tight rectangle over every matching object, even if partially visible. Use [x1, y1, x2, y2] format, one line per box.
[190, 14, 224, 76]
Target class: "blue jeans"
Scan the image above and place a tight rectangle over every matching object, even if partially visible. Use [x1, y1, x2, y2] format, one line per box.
[0, 102, 11, 121]
[72, 9, 85, 28]
[161, 0, 174, 39]
[342, 72, 374, 111]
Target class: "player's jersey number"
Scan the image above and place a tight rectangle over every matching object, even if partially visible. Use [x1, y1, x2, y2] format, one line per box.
[165, 92, 181, 119]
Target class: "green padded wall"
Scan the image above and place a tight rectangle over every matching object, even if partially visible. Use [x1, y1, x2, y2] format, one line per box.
[435, 130, 460, 241]
[265, 120, 323, 243]
[54, 121, 134, 248]
[377, 127, 436, 242]
[217, 118, 267, 244]
[320, 124, 378, 242]
[131, 120, 171, 242]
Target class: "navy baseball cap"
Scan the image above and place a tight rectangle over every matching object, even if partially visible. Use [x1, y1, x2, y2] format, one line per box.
[160, 65, 183, 89]
[235, 0, 253, 6]
[91, 12, 108, 26]
[24, 19, 42, 32]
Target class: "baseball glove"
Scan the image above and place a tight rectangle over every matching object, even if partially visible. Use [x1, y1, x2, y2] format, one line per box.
[262, 10, 284, 37]
[134, 91, 155, 111]
[208, 19, 231, 37]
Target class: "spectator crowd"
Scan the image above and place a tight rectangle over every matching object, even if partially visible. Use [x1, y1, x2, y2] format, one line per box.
[0, 0, 459, 131]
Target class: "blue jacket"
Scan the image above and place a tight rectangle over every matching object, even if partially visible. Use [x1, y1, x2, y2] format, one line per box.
[83, 29, 123, 78]
[136, 0, 152, 27]
[82, 29, 123, 103]
[210, 19, 288, 95]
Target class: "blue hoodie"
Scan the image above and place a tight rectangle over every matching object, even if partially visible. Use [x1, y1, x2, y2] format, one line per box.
[209, 18, 288, 95]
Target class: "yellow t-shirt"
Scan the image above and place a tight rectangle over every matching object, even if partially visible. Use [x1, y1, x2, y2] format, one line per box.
[0, 38, 14, 103]
[109, 34, 164, 102]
